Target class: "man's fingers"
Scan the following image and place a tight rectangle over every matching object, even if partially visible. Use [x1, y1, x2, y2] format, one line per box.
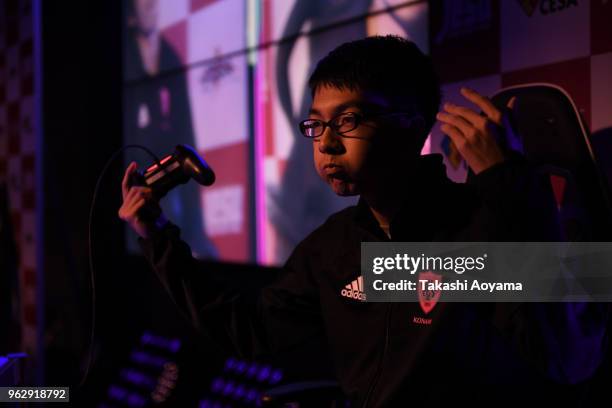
[124, 184, 138, 202]
[440, 123, 466, 149]
[506, 96, 517, 111]
[128, 198, 146, 214]
[120, 196, 146, 220]
[442, 103, 486, 128]
[123, 187, 152, 213]
[121, 162, 137, 193]
[122, 162, 138, 199]
[460, 87, 502, 124]
[437, 112, 473, 139]
[128, 187, 152, 202]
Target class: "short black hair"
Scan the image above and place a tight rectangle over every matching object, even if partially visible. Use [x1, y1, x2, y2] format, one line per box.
[308, 35, 441, 145]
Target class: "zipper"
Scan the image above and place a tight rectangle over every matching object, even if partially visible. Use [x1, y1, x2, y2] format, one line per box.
[361, 303, 392, 407]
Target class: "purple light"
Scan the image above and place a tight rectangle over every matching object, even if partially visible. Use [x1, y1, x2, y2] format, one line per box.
[211, 377, 224, 393]
[140, 332, 181, 352]
[130, 351, 167, 368]
[141, 332, 152, 343]
[269, 369, 283, 384]
[257, 365, 271, 382]
[224, 357, 237, 371]
[246, 388, 258, 402]
[126, 393, 146, 407]
[108, 385, 127, 400]
[108, 385, 147, 407]
[233, 384, 246, 399]
[120, 368, 156, 388]
[170, 339, 181, 353]
[222, 381, 235, 396]
[235, 360, 247, 373]
[246, 362, 259, 378]
[254, 46, 267, 263]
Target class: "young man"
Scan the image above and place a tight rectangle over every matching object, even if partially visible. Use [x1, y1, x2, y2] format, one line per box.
[119, 36, 606, 406]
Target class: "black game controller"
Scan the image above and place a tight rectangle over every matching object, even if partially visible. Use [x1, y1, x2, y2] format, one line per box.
[128, 144, 216, 199]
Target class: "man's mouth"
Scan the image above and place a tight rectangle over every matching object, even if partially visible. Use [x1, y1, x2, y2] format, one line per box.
[320, 164, 358, 195]
[322, 164, 343, 174]
[324, 168, 350, 181]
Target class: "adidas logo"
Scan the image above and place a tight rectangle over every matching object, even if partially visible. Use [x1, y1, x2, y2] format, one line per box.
[340, 276, 366, 301]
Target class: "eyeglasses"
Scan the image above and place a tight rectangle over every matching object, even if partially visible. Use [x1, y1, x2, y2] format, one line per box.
[298, 111, 420, 139]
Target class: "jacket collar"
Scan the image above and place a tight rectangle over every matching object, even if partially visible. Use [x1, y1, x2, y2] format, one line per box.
[352, 154, 452, 241]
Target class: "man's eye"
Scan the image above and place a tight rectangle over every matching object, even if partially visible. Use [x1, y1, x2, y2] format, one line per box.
[302, 121, 322, 137]
[336, 114, 356, 127]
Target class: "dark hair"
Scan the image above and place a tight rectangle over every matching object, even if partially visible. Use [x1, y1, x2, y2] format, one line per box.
[308, 35, 441, 145]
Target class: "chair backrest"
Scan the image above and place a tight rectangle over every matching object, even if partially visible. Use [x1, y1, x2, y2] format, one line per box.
[471, 83, 612, 241]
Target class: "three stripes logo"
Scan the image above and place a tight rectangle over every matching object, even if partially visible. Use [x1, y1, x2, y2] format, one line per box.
[340, 276, 366, 301]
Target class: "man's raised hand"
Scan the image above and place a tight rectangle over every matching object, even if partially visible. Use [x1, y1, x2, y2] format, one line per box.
[436, 87, 517, 175]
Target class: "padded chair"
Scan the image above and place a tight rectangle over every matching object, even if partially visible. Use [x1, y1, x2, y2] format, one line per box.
[468, 83, 612, 241]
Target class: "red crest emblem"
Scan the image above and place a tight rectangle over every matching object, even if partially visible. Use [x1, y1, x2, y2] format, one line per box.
[417, 271, 442, 315]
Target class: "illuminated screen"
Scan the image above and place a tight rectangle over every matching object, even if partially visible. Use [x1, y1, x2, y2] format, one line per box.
[122, 0, 429, 265]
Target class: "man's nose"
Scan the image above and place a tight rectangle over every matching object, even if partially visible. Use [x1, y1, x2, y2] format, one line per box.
[318, 127, 344, 154]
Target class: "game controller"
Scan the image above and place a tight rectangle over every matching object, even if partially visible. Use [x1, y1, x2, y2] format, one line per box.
[128, 144, 215, 199]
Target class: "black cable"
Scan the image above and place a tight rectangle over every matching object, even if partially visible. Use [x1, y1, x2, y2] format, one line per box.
[80, 144, 162, 388]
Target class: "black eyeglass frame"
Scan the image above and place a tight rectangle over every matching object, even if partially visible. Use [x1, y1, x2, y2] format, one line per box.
[298, 111, 422, 139]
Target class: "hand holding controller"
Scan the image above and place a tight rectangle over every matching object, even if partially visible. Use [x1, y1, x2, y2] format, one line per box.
[118, 162, 167, 239]
[118, 145, 215, 239]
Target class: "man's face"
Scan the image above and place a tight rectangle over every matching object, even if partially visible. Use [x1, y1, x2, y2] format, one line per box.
[309, 85, 419, 197]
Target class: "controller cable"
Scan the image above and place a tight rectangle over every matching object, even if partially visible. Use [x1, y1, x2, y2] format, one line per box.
[80, 144, 162, 388]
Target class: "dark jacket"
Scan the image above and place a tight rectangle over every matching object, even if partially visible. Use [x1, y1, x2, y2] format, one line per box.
[139, 154, 608, 407]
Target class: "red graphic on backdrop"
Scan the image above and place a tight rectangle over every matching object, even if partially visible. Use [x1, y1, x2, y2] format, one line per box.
[417, 271, 443, 315]
[549, 174, 567, 209]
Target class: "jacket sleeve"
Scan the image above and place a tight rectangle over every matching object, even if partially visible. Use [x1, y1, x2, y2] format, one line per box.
[467, 152, 562, 242]
[138, 224, 330, 373]
[470, 156, 610, 384]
